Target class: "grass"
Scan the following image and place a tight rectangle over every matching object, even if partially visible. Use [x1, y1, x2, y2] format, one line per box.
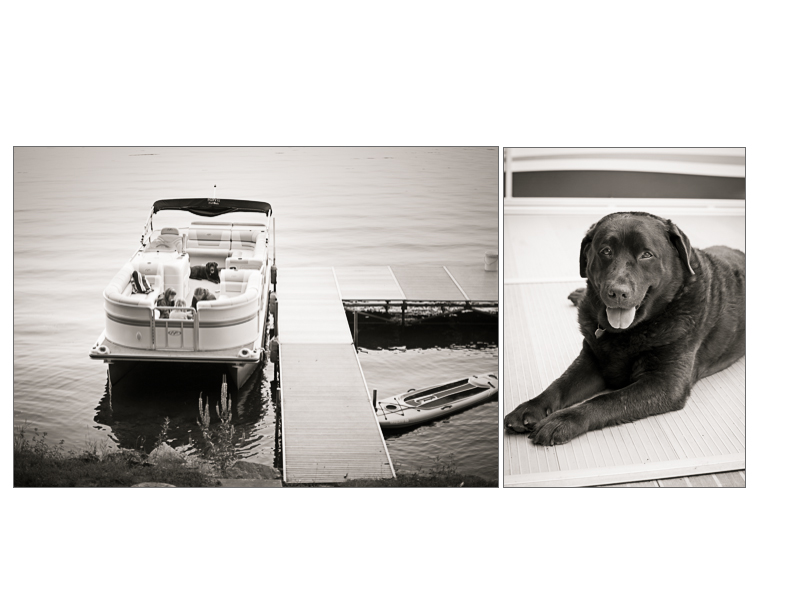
[14, 424, 214, 488]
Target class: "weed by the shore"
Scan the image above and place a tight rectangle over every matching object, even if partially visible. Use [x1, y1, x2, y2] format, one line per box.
[197, 376, 236, 476]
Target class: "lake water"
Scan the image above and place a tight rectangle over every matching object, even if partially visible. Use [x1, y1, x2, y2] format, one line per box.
[13, 147, 499, 481]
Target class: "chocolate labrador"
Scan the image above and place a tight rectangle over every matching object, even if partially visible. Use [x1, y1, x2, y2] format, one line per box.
[504, 212, 745, 445]
[190, 261, 221, 284]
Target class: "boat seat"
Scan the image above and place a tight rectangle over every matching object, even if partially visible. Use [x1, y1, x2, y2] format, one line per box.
[186, 227, 232, 250]
[198, 270, 262, 311]
[220, 268, 257, 296]
[230, 229, 263, 251]
[104, 262, 162, 306]
[144, 227, 185, 253]
[225, 251, 264, 270]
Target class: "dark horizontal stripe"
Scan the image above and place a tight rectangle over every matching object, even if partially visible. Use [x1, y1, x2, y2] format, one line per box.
[89, 352, 260, 364]
[107, 310, 259, 329]
[192, 311, 258, 328]
[106, 312, 150, 327]
[512, 170, 745, 199]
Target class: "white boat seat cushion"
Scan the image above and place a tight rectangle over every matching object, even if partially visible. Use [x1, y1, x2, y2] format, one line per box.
[220, 268, 257, 295]
[199, 270, 262, 310]
[186, 228, 231, 250]
[104, 263, 161, 305]
[230, 229, 261, 251]
[144, 228, 184, 253]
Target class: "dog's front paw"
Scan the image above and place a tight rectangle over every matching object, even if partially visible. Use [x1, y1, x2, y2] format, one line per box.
[529, 408, 588, 445]
[504, 399, 551, 434]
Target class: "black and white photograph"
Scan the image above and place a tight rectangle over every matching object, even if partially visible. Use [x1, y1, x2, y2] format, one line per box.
[503, 148, 746, 487]
[13, 146, 499, 488]
[8, 3, 788, 611]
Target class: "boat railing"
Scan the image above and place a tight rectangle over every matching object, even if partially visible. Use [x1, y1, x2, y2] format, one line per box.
[151, 307, 199, 350]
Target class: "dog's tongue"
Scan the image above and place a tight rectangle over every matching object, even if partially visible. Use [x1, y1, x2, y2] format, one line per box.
[606, 306, 636, 329]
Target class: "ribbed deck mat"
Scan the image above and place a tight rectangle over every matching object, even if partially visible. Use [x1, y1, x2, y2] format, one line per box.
[504, 282, 745, 487]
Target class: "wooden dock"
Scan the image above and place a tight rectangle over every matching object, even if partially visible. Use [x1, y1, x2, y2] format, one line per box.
[277, 265, 498, 484]
[333, 265, 498, 302]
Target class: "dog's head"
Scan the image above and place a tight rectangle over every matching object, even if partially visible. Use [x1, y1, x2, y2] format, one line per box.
[578, 212, 695, 332]
[206, 262, 220, 282]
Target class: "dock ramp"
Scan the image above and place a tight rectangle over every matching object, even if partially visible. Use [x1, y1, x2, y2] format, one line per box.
[278, 268, 395, 483]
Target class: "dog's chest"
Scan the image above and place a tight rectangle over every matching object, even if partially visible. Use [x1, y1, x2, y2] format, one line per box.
[587, 331, 661, 388]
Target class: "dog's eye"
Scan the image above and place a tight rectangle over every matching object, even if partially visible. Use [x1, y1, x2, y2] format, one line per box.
[600, 247, 612, 256]
[640, 251, 653, 259]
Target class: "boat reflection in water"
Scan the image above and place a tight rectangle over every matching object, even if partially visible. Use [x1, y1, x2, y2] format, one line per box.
[93, 360, 280, 467]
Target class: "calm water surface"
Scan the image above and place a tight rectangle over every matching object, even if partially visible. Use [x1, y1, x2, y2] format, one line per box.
[13, 147, 498, 480]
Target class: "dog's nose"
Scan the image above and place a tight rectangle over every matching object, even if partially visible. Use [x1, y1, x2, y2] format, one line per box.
[607, 283, 632, 303]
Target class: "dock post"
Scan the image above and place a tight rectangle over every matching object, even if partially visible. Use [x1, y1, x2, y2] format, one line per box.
[372, 389, 377, 408]
[353, 310, 358, 347]
[401, 302, 406, 326]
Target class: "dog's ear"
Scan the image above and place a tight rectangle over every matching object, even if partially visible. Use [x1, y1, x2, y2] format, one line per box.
[579, 223, 597, 278]
[666, 220, 695, 276]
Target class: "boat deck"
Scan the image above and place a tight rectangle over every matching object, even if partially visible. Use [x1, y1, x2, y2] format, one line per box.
[504, 209, 746, 487]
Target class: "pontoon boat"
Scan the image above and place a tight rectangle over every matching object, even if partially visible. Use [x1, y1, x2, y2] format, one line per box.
[89, 197, 275, 388]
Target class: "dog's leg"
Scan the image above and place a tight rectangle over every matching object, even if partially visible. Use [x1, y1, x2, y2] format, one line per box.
[504, 345, 606, 434]
[567, 287, 586, 306]
[530, 355, 695, 445]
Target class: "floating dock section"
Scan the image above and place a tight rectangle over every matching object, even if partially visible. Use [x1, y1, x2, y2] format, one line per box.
[278, 265, 497, 483]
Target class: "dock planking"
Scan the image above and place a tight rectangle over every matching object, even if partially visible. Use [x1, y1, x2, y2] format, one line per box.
[335, 265, 498, 302]
[276, 265, 498, 484]
[277, 267, 395, 483]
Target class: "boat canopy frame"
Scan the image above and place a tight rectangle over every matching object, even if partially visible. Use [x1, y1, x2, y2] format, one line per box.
[141, 198, 272, 246]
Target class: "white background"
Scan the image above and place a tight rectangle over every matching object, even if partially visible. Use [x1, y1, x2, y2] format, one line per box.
[6, 1, 783, 610]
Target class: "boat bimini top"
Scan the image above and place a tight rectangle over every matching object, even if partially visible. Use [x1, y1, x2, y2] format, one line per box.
[152, 198, 272, 217]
